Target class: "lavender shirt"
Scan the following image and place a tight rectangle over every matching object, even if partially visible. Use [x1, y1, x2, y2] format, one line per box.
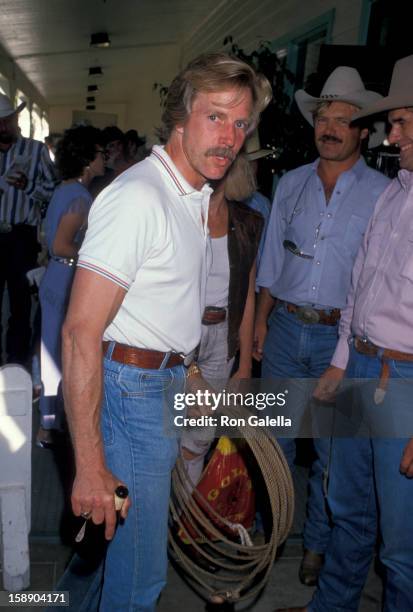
[332, 170, 413, 369]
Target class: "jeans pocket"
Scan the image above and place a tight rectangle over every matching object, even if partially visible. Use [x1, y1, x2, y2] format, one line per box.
[390, 359, 413, 380]
[121, 370, 175, 397]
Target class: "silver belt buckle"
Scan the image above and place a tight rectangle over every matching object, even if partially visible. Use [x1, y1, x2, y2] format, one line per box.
[296, 306, 320, 324]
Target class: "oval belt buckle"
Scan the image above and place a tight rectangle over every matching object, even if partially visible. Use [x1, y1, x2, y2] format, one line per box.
[296, 306, 320, 324]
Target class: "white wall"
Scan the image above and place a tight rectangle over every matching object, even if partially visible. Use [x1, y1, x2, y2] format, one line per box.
[49, 78, 175, 145]
[49, 103, 127, 133]
[49, 94, 164, 145]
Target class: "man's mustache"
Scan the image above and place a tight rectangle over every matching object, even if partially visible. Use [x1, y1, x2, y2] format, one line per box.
[206, 147, 235, 161]
[319, 135, 343, 144]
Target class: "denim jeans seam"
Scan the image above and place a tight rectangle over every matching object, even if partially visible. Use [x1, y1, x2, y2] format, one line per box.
[125, 387, 172, 608]
[102, 381, 115, 446]
[389, 358, 413, 379]
[342, 442, 376, 607]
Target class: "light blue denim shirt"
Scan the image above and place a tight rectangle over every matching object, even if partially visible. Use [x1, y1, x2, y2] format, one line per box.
[257, 157, 390, 309]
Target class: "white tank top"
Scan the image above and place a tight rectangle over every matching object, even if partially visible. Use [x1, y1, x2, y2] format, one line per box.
[205, 234, 230, 308]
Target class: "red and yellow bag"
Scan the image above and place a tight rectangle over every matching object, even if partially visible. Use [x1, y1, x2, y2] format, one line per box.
[179, 436, 255, 543]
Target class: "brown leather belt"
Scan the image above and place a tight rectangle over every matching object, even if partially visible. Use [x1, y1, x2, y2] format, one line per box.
[354, 336, 413, 403]
[285, 302, 341, 326]
[102, 341, 184, 369]
[202, 306, 226, 326]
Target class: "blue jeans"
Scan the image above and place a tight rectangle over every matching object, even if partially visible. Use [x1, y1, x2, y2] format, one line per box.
[310, 346, 413, 612]
[262, 304, 338, 553]
[64, 346, 186, 612]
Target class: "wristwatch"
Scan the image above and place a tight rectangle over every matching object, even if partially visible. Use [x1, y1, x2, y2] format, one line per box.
[186, 362, 202, 378]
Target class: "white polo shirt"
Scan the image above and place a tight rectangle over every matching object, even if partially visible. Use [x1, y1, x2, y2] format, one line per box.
[78, 145, 212, 354]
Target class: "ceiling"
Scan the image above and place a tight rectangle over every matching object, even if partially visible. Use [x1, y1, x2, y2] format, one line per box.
[0, 0, 222, 107]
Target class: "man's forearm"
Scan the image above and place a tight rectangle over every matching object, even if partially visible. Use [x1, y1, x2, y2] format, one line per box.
[255, 287, 276, 324]
[62, 323, 106, 470]
[238, 265, 256, 373]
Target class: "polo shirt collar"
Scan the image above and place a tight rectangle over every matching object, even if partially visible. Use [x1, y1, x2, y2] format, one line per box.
[151, 144, 211, 197]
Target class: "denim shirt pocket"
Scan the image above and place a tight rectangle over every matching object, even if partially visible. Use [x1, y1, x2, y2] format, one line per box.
[343, 214, 367, 257]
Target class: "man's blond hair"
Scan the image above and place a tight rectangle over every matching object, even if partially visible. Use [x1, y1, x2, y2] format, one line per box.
[158, 53, 272, 143]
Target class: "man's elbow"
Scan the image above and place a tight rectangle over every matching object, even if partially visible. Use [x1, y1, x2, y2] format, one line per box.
[61, 317, 77, 359]
[62, 316, 91, 356]
[61, 317, 99, 357]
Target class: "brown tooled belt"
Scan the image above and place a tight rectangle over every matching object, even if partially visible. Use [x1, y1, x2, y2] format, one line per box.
[202, 306, 226, 326]
[354, 336, 413, 403]
[102, 341, 184, 369]
[284, 302, 341, 326]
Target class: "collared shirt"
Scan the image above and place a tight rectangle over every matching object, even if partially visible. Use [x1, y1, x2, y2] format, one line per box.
[257, 158, 390, 309]
[78, 145, 212, 354]
[332, 170, 413, 369]
[0, 137, 57, 225]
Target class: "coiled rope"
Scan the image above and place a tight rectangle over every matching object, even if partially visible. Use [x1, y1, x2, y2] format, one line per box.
[168, 404, 295, 604]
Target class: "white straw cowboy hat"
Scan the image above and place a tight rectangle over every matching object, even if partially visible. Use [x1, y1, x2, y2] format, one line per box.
[245, 129, 272, 161]
[0, 93, 26, 119]
[295, 66, 385, 148]
[353, 55, 413, 120]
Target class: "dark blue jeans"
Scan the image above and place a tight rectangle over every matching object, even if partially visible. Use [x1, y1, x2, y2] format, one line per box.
[310, 346, 413, 611]
[262, 304, 338, 553]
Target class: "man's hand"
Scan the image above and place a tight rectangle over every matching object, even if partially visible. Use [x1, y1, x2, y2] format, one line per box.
[6, 171, 28, 190]
[313, 365, 345, 403]
[253, 288, 275, 361]
[253, 320, 267, 361]
[400, 438, 413, 478]
[72, 465, 131, 540]
[228, 366, 251, 393]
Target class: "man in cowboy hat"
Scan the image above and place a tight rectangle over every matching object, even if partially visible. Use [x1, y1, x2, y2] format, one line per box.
[254, 66, 389, 587]
[0, 93, 56, 365]
[276, 53, 413, 612]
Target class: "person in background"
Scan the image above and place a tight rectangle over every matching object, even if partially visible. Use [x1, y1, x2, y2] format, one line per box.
[44, 133, 62, 163]
[102, 126, 126, 174]
[277, 52, 413, 612]
[36, 125, 104, 448]
[89, 126, 139, 198]
[254, 67, 390, 587]
[181, 153, 263, 484]
[0, 93, 57, 365]
[124, 128, 147, 162]
[244, 129, 272, 270]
